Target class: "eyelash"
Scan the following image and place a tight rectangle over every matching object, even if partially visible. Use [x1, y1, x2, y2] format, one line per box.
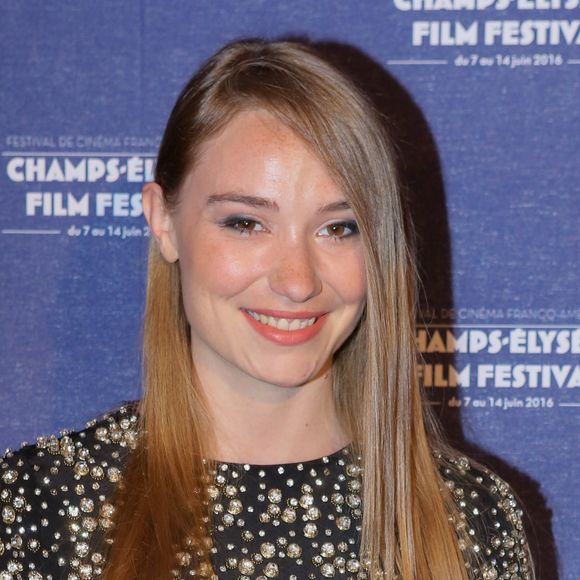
[318, 221, 359, 240]
[219, 216, 359, 240]
[219, 216, 265, 237]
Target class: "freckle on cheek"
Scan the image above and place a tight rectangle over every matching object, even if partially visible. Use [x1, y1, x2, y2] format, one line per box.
[188, 254, 258, 295]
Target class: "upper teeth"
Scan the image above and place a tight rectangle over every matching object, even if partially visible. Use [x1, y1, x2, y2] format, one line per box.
[246, 310, 317, 331]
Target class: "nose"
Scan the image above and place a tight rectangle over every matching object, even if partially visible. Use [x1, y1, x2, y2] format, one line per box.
[268, 238, 323, 303]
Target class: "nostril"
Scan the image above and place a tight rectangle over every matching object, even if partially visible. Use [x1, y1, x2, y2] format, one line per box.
[268, 260, 323, 303]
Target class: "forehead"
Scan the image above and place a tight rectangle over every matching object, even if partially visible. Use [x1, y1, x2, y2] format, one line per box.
[178, 109, 342, 203]
[206, 108, 300, 153]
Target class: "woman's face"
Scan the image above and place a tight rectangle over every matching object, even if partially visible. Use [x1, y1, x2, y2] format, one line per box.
[147, 109, 366, 389]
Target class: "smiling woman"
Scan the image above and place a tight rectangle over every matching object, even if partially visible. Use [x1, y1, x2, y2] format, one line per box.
[0, 40, 533, 580]
[144, 109, 366, 404]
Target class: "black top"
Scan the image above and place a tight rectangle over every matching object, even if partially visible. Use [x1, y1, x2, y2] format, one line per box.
[0, 404, 532, 579]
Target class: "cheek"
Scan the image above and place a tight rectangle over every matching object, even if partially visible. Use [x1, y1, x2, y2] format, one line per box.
[327, 252, 367, 306]
[178, 235, 264, 301]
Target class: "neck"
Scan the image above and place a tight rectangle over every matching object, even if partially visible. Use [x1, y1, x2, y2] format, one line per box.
[193, 355, 349, 465]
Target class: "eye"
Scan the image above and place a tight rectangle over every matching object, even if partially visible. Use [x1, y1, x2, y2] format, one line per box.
[318, 220, 359, 240]
[220, 216, 265, 237]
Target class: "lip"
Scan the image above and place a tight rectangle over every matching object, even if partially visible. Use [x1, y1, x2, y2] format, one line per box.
[241, 308, 329, 346]
[244, 308, 328, 319]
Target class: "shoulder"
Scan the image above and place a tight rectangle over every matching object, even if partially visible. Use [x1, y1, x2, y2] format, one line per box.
[436, 451, 534, 580]
[0, 402, 139, 578]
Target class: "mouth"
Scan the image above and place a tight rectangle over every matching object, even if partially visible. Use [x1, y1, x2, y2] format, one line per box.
[241, 308, 329, 346]
[243, 309, 319, 331]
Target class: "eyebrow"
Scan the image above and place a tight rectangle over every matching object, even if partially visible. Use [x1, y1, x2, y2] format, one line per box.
[206, 192, 278, 210]
[206, 192, 351, 214]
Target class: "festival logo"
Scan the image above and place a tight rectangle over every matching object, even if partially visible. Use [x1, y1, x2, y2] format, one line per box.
[419, 307, 580, 412]
[387, 1, 579, 69]
[1, 135, 159, 241]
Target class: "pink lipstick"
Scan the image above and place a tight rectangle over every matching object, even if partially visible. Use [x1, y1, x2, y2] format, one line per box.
[241, 308, 328, 346]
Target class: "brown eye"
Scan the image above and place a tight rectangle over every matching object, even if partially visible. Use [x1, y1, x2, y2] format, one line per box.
[328, 223, 346, 236]
[221, 216, 264, 236]
[319, 221, 359, 240]
[236, 219, 257, 232]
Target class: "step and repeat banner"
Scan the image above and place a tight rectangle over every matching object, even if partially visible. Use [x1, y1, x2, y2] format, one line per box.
[0, 1, 577, 578]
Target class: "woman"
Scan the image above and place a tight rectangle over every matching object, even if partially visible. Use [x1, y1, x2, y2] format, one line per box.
[0, 40, 532, 579]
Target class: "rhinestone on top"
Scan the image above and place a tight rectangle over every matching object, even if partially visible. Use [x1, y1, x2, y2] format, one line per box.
[0, 404, 532, 579]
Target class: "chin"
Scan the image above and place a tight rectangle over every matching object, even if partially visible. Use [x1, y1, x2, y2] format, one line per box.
[252, 360, 329, 389]
[252, 371, 311, 389]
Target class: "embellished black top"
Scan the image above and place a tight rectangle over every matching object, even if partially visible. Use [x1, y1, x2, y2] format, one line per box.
[0, 404, 532, 579]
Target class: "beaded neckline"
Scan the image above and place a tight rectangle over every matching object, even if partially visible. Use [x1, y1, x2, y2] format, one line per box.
[212, 445, 352, 471]
[0, 405, 533, 579]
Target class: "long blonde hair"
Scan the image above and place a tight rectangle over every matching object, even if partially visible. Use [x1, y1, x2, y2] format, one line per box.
[104, 39, 471, 579]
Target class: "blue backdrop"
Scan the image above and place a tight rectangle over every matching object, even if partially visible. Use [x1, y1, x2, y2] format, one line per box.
[1, 2, 578, 578]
